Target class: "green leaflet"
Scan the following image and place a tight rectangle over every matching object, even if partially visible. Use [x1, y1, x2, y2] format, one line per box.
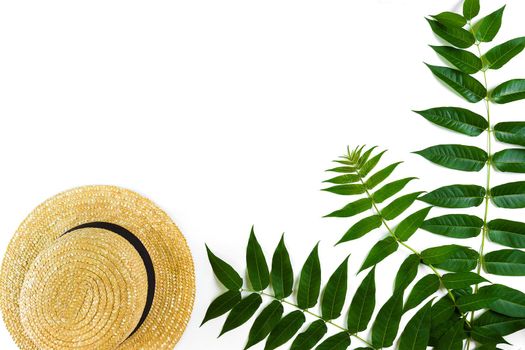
[201, 291, 242, 326]
[431, 12, 466, 28]
[430, 45, 482, 74]
[426, 19, 475, 49]
[324, 198, 372, 218]
[360, 150, 387, 177]
[326, 166, 356, 173]
[430, 296, 456, 327]
[245, 301, 284, 349]
[264, 311, 306, 350]
[483, 37, 525, 70]
[206, 245, 243, 291]
[442, 272, 488, 289]
[491, 181, 525, 208]
[433, 246, 478, 272]
[404, 274, 440, 313]
[491, 79, 525, 104]
[290, 320, 327, 350]
[494, 122, 525, 146]
[486, 285, 525, 318]
[220, 293, 263, 336]
[347, 267, 376, 333]
[422, 214, 483, 238]
[493, 148, 525, 173]
[247, 228, 270, 291]
[484, 249, 525, 276]
[315, 332, 350, 350]
[371, 290, 404, 348]
[322, 184, 365, 196]
[372, 177, 417, 203]
[297, 244, 321, 309]
[382, 191, 424, 220]
[436, 319, 467, 350]
[358, 146, 378, 168]
[472, 6, 505, 43]
[471, 327, 509, 345]
[338, 215, 382, 244]
[321, 256, 349, 320]
[421, 244, 474, 265]
[394, 254, 420, 292]
[488, 218, 525, 248]
[395, 206, 432, 241]
[413, 106, 487, 136]
[419, 184, 485, 208]
[414, 144, 487, 172]
[323, 173, 360, 185]
[458, 284, 525, 317]
[398, 300, 433, 350]
[271, 235, 294, 299]
[425, 64, 486, 103]
[365, 162, 402, 189]
[359, 236, 399, 272]
[463, 0, 480, 20]
[474, 310, 525, 337]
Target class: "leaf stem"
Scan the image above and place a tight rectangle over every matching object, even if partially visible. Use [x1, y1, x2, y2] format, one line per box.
[351, 168, 477, 333]
[356, 172, 467, 318]
[241, 289, 376, 348]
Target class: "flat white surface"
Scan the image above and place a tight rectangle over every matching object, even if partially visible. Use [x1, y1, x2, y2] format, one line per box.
[1, 0, 524, 349]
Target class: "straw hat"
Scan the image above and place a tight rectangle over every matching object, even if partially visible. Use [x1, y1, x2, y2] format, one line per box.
[0, 185, 195, 350]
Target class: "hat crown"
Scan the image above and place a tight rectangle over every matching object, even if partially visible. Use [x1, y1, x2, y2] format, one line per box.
[19, 227, 148, 350]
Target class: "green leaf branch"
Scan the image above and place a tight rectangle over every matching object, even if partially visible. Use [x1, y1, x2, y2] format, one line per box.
[415, 0, 525, 347]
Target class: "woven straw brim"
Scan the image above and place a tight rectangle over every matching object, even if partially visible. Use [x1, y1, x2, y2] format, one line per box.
[0, 186, 195, 350]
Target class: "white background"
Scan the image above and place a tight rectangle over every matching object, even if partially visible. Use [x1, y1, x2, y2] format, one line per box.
[1, 0, 524, 349]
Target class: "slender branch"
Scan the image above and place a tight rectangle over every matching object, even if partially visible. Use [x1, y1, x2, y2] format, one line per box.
[465, 22, 493, 350]
[355, 170, 468, 321]
[240, 289, 376, 348]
